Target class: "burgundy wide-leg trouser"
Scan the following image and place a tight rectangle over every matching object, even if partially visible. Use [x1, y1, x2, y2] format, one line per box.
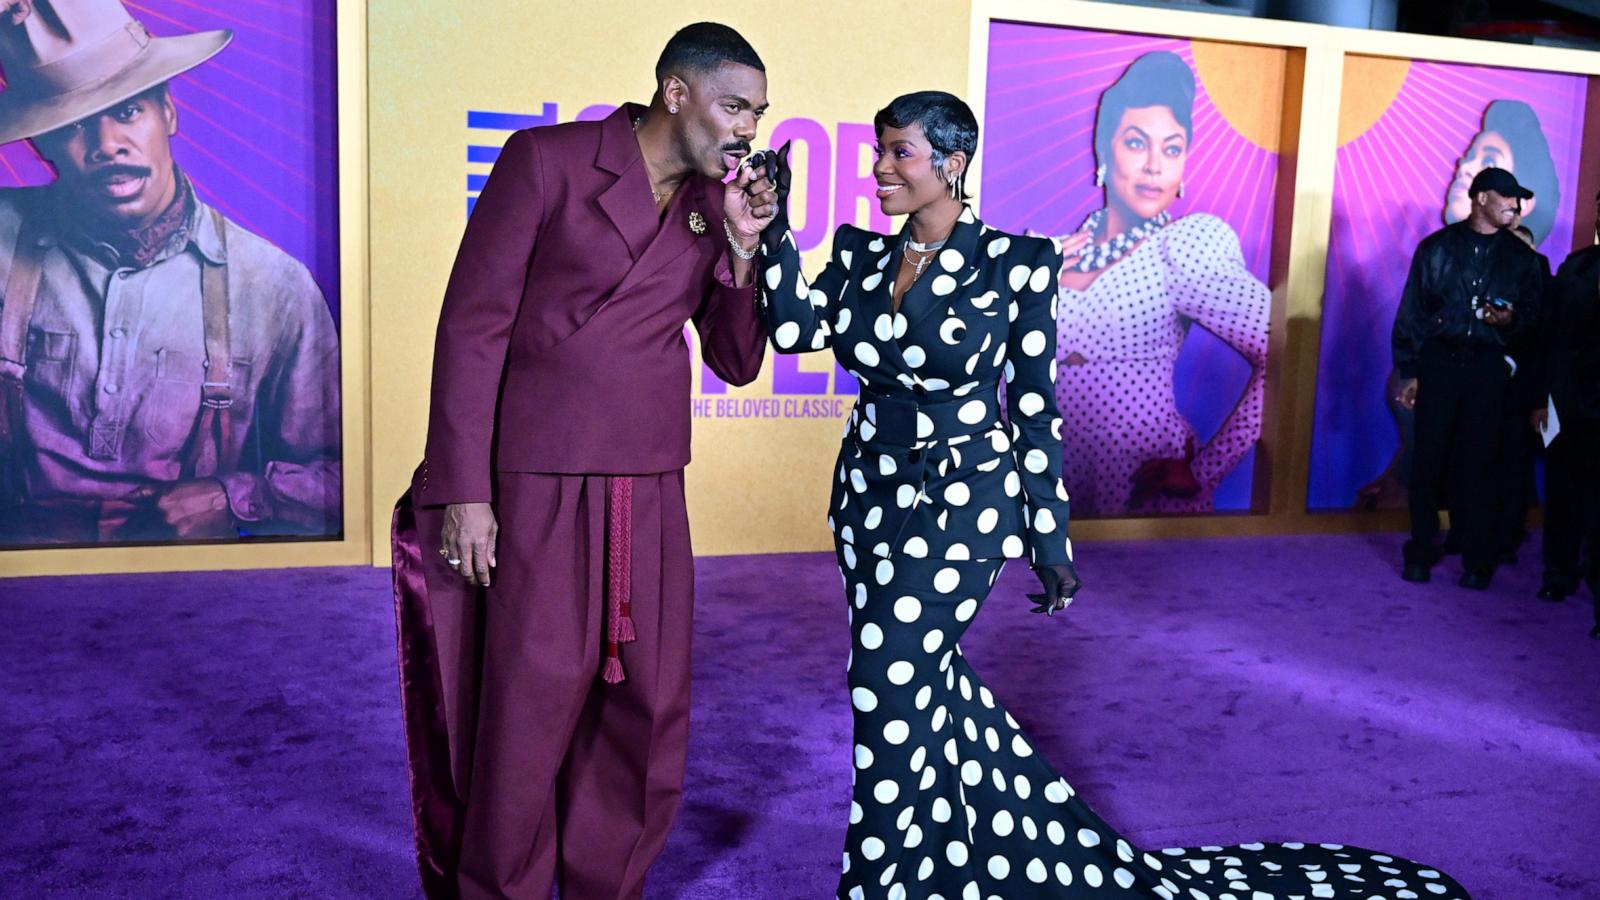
[393, 470, 694, 900]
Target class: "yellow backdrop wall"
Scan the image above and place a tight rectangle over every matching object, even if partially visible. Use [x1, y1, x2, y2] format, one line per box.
[369, 0, 972, 562]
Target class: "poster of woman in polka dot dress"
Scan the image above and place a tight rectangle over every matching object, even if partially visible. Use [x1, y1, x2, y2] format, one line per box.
[980, 26, 1279, 518]
[755, 89, 1470, 900]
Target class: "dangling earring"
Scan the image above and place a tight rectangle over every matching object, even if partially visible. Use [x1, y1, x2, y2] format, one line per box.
[1177, 182, 1185, 198]
[1094, 164, 1106, 187]
[947, 171, 960, 201]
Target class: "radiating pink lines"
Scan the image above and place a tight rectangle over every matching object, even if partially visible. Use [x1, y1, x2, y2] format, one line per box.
[126, 2, 330, 84]
[981, 22, 1276, 281]
[169, 71, 318, 154]
[231, 0, 334, 25]
[170, 96, 316, 191]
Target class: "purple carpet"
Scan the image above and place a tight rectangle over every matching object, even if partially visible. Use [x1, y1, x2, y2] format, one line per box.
[1, 533, 1596, 899]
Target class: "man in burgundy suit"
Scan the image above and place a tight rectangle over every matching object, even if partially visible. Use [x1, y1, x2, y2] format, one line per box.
[391, 23, 775, 900]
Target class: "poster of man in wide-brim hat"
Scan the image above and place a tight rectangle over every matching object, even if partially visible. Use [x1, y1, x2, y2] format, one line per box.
[0, 0, 343, 548]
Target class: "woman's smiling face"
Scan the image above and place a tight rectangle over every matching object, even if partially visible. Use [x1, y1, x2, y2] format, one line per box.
[873, 121, 960, 217]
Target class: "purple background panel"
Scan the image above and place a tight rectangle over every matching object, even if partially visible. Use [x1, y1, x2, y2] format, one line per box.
[980, 22, 1282, 513]
[1307, 61, 1588, 510]
[0, 0, 341, 319]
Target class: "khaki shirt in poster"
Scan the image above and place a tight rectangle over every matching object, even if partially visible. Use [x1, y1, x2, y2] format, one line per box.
[0, 185, 342, 537]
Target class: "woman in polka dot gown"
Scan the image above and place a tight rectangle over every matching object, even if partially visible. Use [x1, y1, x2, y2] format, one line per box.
[1045, 52, 1271, 517]
[754, 92, 1470, 899]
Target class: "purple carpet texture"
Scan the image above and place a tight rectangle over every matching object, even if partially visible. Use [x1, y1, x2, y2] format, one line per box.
[2, 532, 1596, 899]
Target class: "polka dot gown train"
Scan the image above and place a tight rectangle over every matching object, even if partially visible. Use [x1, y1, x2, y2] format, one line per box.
[757, 206, 1470, 899]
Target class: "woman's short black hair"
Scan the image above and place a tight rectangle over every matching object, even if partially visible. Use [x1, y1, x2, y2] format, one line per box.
[1482, 99, 1559, 244]
[874, 91, 979, 198]
[1094, 51, 1196, 175]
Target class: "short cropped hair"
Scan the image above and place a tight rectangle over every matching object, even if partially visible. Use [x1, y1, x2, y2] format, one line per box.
[873, 91, 980, 198]
[655, 23, 764, 85]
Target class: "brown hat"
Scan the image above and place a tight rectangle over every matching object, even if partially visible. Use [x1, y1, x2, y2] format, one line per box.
[0, 0, 231, 144]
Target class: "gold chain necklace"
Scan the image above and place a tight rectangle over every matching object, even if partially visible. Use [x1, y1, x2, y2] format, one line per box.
[632, 116, 669, 205]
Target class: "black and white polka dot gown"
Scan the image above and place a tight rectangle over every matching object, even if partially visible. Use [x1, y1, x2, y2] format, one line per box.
[1055, 214, 1270, 517]
[757, 207, 1470, 900]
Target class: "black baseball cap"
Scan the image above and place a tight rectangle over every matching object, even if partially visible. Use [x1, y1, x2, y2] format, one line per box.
[1469, 167, 1534, 200]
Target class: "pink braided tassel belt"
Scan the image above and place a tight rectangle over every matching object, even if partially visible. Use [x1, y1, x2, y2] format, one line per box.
[601, 476, 636, 684]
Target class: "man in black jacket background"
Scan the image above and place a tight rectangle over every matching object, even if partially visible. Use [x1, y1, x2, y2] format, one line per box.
[1392, 167, 1547, 589]
[1487, 221, 1551, 567]
[1534, 190, 1600, 638]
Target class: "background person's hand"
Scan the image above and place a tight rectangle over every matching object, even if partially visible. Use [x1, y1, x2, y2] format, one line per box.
[1482, 300, 1515, 328]
[1396, 377, 1419, 411]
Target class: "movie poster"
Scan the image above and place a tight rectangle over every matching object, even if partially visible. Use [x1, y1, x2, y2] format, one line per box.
[979, 22, 1284, 518]
[1306, 57, 1587, 511]
[0, 1, 341, 548]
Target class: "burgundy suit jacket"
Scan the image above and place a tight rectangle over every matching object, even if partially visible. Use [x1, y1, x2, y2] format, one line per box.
[416, 103, 766, 506]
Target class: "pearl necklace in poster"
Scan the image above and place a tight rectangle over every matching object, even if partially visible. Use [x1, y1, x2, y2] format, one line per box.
[1072, 209, 1172, 273]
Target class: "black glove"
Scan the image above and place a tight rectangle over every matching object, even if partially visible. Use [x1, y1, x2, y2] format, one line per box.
[1027, 563, 1082, 617]
[746, 141, 792, 249]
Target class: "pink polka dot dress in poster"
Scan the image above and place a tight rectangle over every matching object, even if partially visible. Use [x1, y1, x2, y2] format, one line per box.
[980, 24, 1277, 518]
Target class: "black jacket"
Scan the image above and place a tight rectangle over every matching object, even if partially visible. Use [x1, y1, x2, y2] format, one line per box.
[757, 206, 1074, 568]
[1391, 222, 1546, 380]
[1541, 244, 1600, 423]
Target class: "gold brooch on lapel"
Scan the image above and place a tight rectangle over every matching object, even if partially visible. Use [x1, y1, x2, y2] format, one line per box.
[688, 211, 707, 235]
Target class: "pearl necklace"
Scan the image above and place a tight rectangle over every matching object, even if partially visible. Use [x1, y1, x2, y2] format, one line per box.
[1073, 209, 1171, 273]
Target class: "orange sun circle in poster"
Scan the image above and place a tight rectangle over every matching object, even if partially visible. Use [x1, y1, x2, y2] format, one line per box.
[1189, 40, 1289, 153]
[1336, 56, 1412, 146]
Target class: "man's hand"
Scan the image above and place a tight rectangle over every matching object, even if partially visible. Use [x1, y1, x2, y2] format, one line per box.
[1531, 407, 1549, 434]
[1483, 301, 1515, 328]
[441, 502, 498, 587]
[125, 479, 236, 539]
[724, 141, 790, 244]
[1028, 563, 1082, 616]
[724, 166, 775, 249]
[1396, 377, 1419, 411]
